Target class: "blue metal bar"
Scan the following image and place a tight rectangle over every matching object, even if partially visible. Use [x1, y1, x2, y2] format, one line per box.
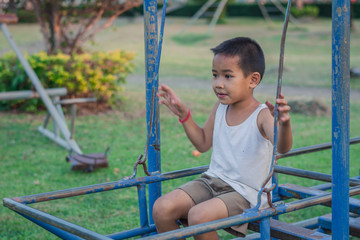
[279, 136, 360, 159]
[18, 212, 84, 240]
[138, 184, 149, 233]
[3, 198, 112, 240]
[260, 217, 271, 240]
[275, 165, 360, 186]
[144, 0, 161, 225]
[332, 0, 350, 237]
[107, 225, 157, 240]
[11, 166, 208, 205]
[278, 184, 360, 215]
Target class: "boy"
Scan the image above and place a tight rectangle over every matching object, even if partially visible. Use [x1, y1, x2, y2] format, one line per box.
[153, 37, 292, 239]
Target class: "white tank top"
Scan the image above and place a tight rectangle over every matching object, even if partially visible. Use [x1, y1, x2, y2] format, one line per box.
[205, 103, 273, 209]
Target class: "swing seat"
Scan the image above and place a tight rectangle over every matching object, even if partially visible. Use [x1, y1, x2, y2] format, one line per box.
[66, 149, 109, 173]
[0, 14, 18, 24]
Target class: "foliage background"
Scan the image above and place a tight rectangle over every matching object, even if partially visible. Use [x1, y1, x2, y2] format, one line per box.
[0, 50, 135, 111]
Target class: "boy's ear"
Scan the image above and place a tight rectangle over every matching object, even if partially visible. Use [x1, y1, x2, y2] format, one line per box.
[249, 72, 261, 89]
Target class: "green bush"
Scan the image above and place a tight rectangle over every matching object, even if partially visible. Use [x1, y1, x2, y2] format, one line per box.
[17, 10, 38, 23]
[291, 5, 320, 18]
[0, 50, 135, 111]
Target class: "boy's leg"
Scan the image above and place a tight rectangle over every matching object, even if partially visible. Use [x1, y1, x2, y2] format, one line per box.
[152, 188, 195, 233]
[188, 197, 228, 240]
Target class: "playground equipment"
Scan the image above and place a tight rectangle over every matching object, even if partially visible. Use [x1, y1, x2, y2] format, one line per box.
[0, 8, 108, 172]
[178, 0, 298, 36]
[2, 0, 360, 239]
[179, 0, 229, 35]
[256, 0, 298, 26]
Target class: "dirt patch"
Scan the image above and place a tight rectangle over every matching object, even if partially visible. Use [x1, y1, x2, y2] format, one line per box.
[288, 99, 330, 116]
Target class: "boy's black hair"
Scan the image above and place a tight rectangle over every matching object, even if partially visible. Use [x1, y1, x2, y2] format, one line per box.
[211, 37, 265, 80]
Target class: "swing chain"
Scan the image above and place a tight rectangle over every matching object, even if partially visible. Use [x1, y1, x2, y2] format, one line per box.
[122, 154, 151, 180]
[254, 0, 292, 211]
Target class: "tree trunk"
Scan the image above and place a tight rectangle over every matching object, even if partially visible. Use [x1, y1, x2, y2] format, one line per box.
[30, 0, 143, 55]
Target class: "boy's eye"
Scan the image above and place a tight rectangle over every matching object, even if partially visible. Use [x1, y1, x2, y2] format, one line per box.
[225, 74, 232, 79]
[212, 73, 217, 78]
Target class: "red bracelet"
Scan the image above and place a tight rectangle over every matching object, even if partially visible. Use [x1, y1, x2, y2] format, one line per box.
[178, 109, 191, 124]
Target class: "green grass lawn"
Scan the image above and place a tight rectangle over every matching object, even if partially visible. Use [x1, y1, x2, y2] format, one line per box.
[1, 17, 360, 239]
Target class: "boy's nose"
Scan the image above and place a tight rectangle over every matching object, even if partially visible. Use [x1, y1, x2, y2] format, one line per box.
[215, 78, 224, 88]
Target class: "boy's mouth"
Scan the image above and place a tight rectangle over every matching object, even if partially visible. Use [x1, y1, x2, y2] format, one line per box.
[217, 92, 227, 98]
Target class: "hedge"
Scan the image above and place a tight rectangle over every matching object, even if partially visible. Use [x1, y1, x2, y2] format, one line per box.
[0, 50, 135, 111]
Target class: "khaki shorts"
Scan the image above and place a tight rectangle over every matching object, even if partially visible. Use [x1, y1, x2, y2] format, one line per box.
[178, 173, 250, 237]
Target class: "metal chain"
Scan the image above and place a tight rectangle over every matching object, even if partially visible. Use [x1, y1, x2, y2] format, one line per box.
[254, 0, 292, 210]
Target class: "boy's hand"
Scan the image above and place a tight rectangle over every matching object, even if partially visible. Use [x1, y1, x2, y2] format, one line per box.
[265, 93, 291, 125]
[158, 84, 189, 120]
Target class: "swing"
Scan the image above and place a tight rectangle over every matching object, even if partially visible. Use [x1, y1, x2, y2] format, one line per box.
[0, 6, 108, 173]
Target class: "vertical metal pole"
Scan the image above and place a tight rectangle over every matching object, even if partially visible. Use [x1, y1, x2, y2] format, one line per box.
[272, 173, 279, 221]
[260, 217, 271, 240]
[138, 184, 149, 231]
[332, 0, 350, 238]
[144, 0, 161, 225]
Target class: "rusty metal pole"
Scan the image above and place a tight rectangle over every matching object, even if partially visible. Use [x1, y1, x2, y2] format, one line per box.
[332, 0, 350, 237]
[144, 0, 161, 225]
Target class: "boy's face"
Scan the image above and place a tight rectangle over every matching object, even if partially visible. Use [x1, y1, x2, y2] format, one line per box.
[212, 54, 257, 106]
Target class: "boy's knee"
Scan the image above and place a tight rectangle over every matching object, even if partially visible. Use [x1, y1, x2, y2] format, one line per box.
[188, 206, 208, 225]
[152, 197, 164, 220]
[152, 196, 175, 220]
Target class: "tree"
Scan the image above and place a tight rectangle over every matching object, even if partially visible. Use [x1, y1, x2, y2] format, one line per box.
[29, 0, 143, 55]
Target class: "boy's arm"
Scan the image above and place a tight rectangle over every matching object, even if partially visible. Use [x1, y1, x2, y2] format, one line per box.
[158, 84, 217, 152]
[261, 93, 293, 154]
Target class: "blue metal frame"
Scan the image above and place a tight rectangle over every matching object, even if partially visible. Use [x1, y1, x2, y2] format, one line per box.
[3, 139, 360, 239]
[1, 0, 358, 239]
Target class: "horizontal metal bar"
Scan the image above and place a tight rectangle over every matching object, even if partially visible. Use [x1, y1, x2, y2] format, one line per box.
[275, 165, 360, 186]
[279, 136, 360, 158]
[107, 225, 156, 240]
[318, 214, 360, 237]
[138, 185, 360, 240]
[0, 88, 67, 101]
[18, 212, 84, 240]
[53, 98, 97, 105]
[311, 176, 360, 191]
[3, 198, 112, 240]
[278, 183, 360, 214]
[10, 166, 208, 204]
